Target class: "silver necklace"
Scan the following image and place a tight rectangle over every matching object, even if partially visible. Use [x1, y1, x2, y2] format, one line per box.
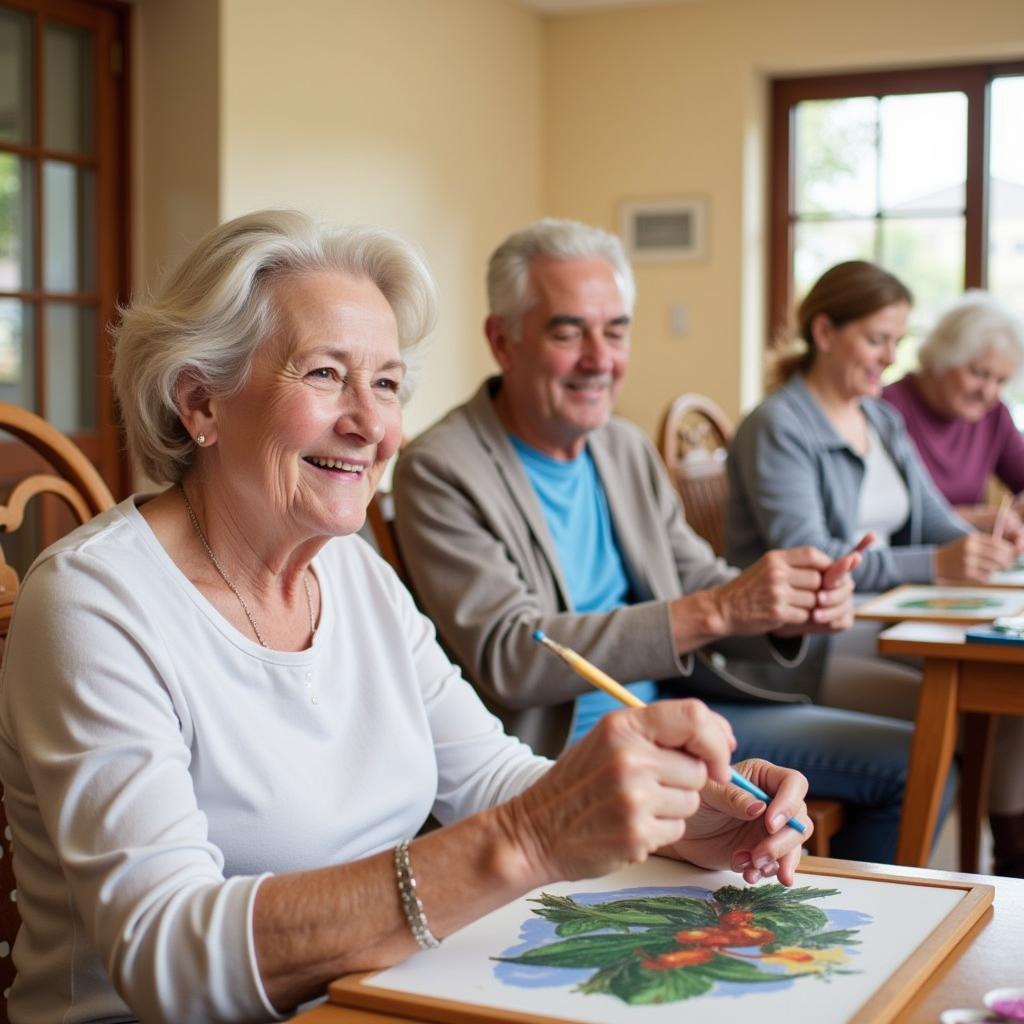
[181, 486, 315, 648]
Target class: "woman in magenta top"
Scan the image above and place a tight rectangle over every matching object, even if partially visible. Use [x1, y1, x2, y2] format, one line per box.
[883, 291, 1024, 541]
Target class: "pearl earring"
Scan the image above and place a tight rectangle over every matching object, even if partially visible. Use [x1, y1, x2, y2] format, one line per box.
[196, 432, 206, 446]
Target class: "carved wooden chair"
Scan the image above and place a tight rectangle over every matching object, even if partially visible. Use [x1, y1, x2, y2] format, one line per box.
[657, 392, 734, 556]
[0, 403, 116, 642]
[657, 393, 844, 857]
[0, 403, 115, 1020]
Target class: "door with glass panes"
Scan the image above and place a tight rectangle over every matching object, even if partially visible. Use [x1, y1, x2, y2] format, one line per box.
[0, 0, 127, 574]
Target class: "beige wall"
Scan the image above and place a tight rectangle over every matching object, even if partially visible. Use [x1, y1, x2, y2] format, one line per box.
[218, 0, 544, 438]
[543, 0, 1024, 437]
[131, 0, 221, 294]
[133, 0, 542, 442]
[132, 0, 1023, 447]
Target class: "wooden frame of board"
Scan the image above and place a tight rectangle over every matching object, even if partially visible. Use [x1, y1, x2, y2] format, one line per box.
[329, 862, 994, 1024]
[855, 584, 1024, 624]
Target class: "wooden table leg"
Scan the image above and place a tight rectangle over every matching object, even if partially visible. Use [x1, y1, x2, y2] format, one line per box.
[960, 712, 996, 873]
[896, 658, 959, 867]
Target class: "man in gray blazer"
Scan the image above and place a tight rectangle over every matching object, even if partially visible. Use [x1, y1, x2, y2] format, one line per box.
[393, 218, 938, 864]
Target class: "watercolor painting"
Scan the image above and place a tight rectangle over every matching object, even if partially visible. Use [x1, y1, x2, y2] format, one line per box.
[897, 596, 1002, 612]
[347, 862, 977, 1024]
[857, 585, 1024, 622]
[988, 558, 1024, 587]
[494, 883, 861, 1006]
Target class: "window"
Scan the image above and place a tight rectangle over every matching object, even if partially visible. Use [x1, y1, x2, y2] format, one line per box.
[0, 0, 128, 571]
[770, 63, 1024, 395]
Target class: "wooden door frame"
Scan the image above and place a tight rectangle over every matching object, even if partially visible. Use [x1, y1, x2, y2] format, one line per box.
[0, 0, 131, 498]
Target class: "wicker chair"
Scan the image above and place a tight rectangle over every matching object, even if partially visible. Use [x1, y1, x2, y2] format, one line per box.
[658, 392, 734, 556]
[0, 403, 115, 1021]
[657, 393, 844, 857]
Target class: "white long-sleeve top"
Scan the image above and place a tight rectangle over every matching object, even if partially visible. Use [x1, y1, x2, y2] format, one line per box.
[0, 497, 548, 1023]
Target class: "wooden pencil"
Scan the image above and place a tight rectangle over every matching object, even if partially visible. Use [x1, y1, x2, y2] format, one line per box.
[532, 629, 806, 834]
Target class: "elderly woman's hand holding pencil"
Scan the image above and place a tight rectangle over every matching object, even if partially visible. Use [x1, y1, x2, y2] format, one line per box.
[500, 631, 811, 889]
[502, 698, 743, 883]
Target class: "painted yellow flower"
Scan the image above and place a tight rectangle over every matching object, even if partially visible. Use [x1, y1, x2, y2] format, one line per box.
[761, 946, 849, 975]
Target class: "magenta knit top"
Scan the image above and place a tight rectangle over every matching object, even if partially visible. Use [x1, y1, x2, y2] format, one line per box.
[882, 374, 1024, 505]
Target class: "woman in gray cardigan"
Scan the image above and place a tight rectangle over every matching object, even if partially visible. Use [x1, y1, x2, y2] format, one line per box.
[726, 259, 1024, 876]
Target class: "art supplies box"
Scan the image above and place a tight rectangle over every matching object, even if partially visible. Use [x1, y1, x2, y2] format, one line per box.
[965, 616, 1024, 646]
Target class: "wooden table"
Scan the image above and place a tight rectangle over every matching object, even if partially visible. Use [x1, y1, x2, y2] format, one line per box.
[878, 620, 1024, 870]
[292, 857, 1023, 1024]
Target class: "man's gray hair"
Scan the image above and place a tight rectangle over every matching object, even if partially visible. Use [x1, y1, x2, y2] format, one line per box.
[486, 218, 636, 336]
[112, 209, 437, 485]
[919, 290, 1024, 377]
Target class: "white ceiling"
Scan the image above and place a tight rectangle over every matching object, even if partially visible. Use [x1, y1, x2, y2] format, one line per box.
[516, 0, 698, 13]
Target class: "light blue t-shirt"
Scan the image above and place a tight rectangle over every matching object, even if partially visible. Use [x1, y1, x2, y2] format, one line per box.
[509, 436, 658, 742]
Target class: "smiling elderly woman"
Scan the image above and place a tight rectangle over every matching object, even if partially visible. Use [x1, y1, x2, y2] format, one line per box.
[0, 210, 811, 1023]
[883, 290, 1024, 542]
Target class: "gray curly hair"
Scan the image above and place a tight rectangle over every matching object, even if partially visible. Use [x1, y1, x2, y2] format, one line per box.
[112, 209, 437, 484]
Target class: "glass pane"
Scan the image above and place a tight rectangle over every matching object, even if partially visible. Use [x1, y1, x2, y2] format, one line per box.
[44, 303, 96, 431]
[43, 160, 96, 293]
[794, 97, 878, 216]
[44, 22, 95, 155]
[880, 92, 966, 213]
[0, 153, 34, 289]
[878, 215, 965, 377]
[0, 8, 33, 145]
[0, 299, 36, 410]
[988, 76, 1024, 324]
[793, 219, 877, 299]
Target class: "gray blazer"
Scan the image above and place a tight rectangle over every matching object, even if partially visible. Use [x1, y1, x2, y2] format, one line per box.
[393, 378, 806, 759]
[726, 373, 968, 592]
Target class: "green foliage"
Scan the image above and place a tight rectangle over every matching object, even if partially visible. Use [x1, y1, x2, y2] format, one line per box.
[713, 884, 840, 909]
[697, 953, 794, 984]
[606, 959, 714, 1005]
[497, 930, 678, 968]
[529, 892, 717, 932]
[793, 928, 862, 950]
[752, 905, 829, 947]
[500, 884, 861, 1006]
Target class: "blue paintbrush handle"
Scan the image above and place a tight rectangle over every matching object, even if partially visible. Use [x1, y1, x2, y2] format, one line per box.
[728, 769, 806, 834]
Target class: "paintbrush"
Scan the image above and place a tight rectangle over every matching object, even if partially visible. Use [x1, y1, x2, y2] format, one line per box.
[993, 494, 1013, 542]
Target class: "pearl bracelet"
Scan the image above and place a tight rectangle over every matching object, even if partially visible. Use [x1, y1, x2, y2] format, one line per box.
[394, 839, 441, 950]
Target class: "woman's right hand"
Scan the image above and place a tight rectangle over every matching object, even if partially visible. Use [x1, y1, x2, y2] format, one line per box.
[500, 700, 735, 883]
[934, 532, 1016, 582]
[956, 503, 1024, 546]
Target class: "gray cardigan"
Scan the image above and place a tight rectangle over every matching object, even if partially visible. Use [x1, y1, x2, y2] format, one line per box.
[726, 374, 968, 592]
[393, 378, 806, 759]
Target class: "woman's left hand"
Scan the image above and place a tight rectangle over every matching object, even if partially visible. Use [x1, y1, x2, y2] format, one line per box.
[657, 758, 810, 886]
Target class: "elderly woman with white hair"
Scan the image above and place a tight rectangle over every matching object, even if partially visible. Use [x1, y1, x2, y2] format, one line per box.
[883, 291, 1024, 542]
[0, 210, 810, 1023]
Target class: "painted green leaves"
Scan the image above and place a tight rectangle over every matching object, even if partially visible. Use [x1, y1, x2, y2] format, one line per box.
[496, 884, 861, 1006]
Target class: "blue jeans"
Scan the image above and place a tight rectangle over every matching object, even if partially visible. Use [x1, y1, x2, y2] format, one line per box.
[705, 701, 957, 865]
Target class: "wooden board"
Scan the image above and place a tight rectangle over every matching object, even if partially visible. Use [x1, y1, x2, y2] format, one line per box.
[329, 859, 993, 1024]
[855, 584, 1024, 623]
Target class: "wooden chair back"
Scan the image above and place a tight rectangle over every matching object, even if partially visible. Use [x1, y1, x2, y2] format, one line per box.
[0, 403, 116, 643]
[657, 393, 733, 556]
[0, 403, 116, 1021]
[366, 489, 408, 583]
